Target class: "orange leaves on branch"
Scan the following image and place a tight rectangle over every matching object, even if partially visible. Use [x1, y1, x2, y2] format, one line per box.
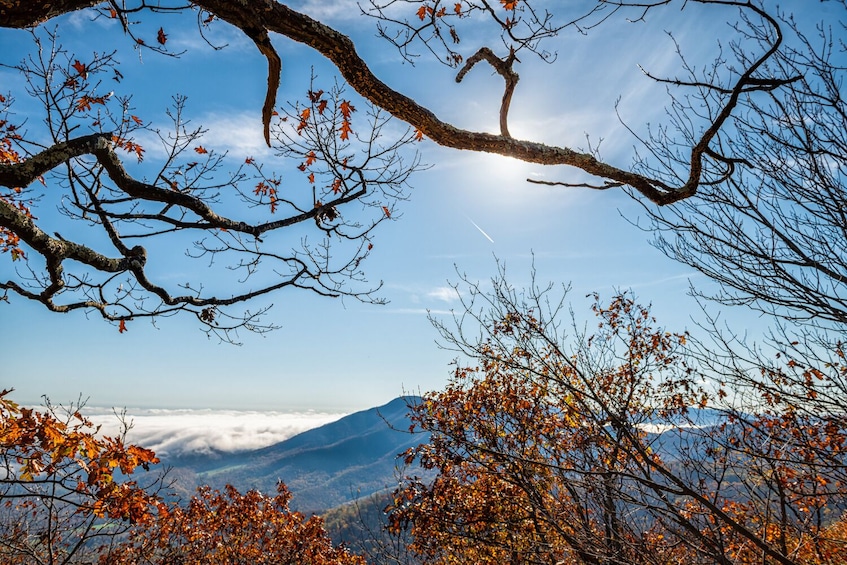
[111, 135, 145, 162]
[308, 88, 329, 115]
[340, 100, 355, 120]
[0, 389, 161, 528]
[297, 89, 355, 141]
[72, 59, 88, 79]
[501, 0, 519, 9]
[414, 128, 425, 141]
[156, 27, 167, 45]
[118, 319, 127, 333]
[254, 178, 280, 213]
[297, 107, 311, 134]
[109, 484, 366, 565]
[339, 100, 355, 140]
[75, 94, 108, 112]
[382, 206, 391, 218]
[194, 145, 208, 154]
[415, 4, 449, 20]
[0, 110, 30, 262]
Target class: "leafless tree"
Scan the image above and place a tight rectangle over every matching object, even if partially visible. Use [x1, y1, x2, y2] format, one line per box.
[638, 2, 847, 333]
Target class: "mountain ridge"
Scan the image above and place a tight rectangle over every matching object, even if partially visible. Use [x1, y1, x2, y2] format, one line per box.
[164, 396, 427, 513]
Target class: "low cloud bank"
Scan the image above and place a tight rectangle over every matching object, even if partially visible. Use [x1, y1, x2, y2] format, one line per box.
[81, 408, 346, 458]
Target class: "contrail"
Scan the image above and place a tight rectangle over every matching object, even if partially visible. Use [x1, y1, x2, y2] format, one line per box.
[466, 215, 494, 243]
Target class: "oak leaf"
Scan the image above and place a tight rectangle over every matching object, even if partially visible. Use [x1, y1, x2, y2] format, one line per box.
[71, 59, 87, 79]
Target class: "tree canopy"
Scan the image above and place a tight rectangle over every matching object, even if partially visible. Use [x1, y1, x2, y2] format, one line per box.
[389, 270, 847, 565]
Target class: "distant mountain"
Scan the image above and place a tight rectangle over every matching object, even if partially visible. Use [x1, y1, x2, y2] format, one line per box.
[164, 396, 428, 513]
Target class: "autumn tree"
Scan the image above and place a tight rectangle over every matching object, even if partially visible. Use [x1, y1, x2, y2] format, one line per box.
[388, 268, 847, 565]
[0, 389, 165, 565]
[108, 482, 366, 565]
[0, 24, 419, 341]
[0, 1, 828, 335]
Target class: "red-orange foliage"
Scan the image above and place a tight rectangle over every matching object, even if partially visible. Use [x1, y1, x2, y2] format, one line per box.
[0, 93, 28, 262]
[389, 277, 847, 565]
[108, 483, 366, 565]
[0, 390, 163, 564]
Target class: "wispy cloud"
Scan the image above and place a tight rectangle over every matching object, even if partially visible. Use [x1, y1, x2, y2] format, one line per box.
[427, 286, 460, 303]
[82, 408, 345, 457]
[291, 0, 363, 22]
[384, 307, 454, 316]
[196, 111, 276, 158]
[131, 110, 275, 162]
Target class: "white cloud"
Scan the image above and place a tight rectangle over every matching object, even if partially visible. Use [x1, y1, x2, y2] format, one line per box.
[195, 111, 276, 158]
[81, 407, 345, 457]
[130, 110, 275, 163]
[291, 0, 368, 23]
[427, 286, 460, 303]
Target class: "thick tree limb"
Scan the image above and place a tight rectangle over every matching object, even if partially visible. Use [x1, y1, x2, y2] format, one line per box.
[456, 47, 520, 138]
[0, 0, 793, 206]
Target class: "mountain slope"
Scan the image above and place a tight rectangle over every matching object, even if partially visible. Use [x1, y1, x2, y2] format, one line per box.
[167, 396, 427, 513]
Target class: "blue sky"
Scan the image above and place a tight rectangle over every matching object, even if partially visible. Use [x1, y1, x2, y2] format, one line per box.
[1, 1, 826, 413]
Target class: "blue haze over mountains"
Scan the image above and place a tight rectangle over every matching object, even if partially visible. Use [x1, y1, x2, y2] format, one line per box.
[163, 396, 428, 513]
[158, 396, 728, 515]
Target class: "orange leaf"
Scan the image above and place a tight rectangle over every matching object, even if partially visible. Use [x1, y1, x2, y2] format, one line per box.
[118, 319, 127, 333]
[305, 151, 317, 166]
[72, 59, 88, 79]
[308, 172, 315, 184]
[414, 128, 425, 141]
[331, 178, 342, 194]
[417, 5, 432, 20]
[131, 115, 143, 126]
[157, 27, 167, 45]
[501, 0, 518, 9]
[194, 146, 208, 154]
[455, 3, 463, 15]
[382, 206, 391, 218]
[339, 100, 355, 120]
